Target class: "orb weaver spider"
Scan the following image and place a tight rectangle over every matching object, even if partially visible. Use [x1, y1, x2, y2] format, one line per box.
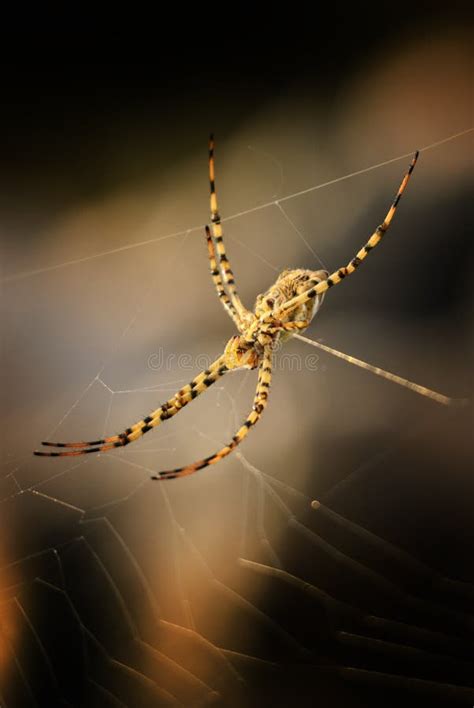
[35, 136, 428, 480]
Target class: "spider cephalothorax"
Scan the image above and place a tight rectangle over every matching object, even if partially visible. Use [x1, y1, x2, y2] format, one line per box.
[35, 136, 421, 480]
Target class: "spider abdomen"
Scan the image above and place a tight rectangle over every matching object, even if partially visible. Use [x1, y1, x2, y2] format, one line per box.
[255, 268, 329, 340]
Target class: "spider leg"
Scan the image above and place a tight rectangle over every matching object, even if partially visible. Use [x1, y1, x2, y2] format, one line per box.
[34, 355, 229, 457]
[281, 320, 312, 332]
[208, 134, 250, 321]
[294, 333, 467, 406]
[275, 151, 419, 321]
[205, 225, 244, 331]
[153, 345, 273, 480]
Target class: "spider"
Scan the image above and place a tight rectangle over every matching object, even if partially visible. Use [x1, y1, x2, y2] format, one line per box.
[35, 136, 421, 480]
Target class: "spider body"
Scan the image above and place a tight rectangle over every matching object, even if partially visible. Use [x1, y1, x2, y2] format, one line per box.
[35, 137, 420, 480]
[223, 268, 328, 370]
[254, 268, 329, 342]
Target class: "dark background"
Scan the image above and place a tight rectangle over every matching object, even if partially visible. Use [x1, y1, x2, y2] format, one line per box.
[1, 7, 473, 707]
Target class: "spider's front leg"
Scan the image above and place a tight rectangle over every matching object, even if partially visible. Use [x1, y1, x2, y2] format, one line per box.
[274, 152, 419, 321]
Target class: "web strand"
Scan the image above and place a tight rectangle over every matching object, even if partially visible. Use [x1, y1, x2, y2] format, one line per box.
[2, 127, 472, 285]
[275, 202, 328, 271]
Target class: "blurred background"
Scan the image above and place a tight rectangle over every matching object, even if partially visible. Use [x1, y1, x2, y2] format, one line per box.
[1, 8, 473, 707]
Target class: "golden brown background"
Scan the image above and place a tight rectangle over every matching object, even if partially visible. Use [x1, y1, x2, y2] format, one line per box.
[1, 12, 473, 707]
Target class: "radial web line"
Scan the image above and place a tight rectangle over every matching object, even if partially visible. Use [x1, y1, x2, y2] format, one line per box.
[275, 201, 329, 271]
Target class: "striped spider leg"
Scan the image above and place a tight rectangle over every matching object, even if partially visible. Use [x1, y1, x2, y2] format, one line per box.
[34, 355, 230, 457]
[208, 134, 254, 331]
[205, 224, 242, 330]
[275, 151, 419, 321]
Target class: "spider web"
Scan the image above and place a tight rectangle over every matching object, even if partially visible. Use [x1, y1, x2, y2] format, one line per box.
[1, 122, 473, 708]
